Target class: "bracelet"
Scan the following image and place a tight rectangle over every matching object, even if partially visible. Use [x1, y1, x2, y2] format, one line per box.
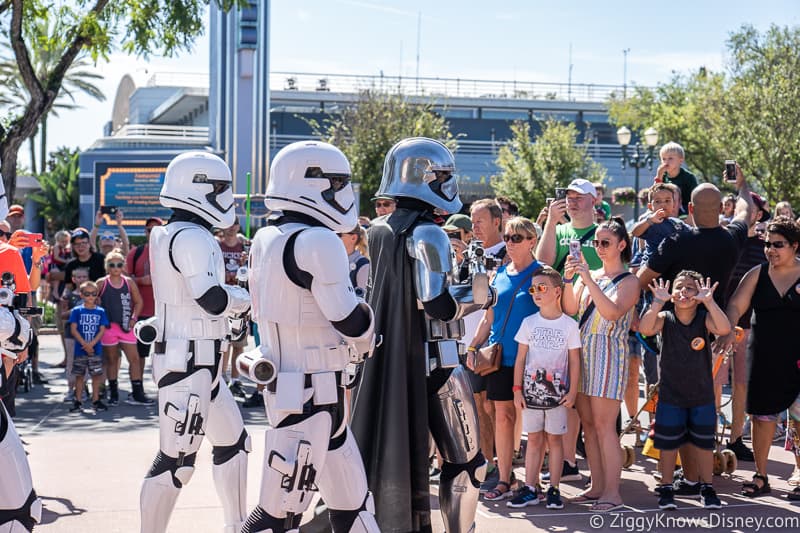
[466, 346, 477, 353]
[512, 385, 523, 392]
[562, 276, 574, 283]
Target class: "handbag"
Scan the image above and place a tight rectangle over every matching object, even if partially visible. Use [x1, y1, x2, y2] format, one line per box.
[470, 269, 535, 376]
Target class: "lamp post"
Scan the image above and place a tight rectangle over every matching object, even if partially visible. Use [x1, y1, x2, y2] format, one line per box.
[616, 126, 659, 220]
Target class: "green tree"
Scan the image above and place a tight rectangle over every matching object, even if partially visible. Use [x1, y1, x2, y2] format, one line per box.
[491, 120, 607, 218]
[607, 69, 727, 183]
[607, 24, 800, 206]
[0, 0, 239, 201]
[29, 147, 80, 235]
[721, 24, 800, 205]
[307, 89, 455, 214]
[0, 13, 106, 174]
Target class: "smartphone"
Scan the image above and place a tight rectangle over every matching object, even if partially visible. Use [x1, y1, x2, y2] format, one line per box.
[725, 160, 737, 183]
[446, 231, 461, 240]
[555, 188, 567, 201]
[546, 197, 555, 207]
[569, 239, 581, 261]
[100, 205, 118, 215]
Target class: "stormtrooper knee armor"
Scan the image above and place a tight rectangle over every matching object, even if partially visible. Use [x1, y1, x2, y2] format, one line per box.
[140, 151, 251, 533]
[242, 141, 378, 533]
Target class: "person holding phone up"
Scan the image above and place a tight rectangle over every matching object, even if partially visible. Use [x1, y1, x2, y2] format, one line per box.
[90, 208, 130, 257]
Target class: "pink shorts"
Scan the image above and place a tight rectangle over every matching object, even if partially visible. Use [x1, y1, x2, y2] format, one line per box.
[101, 322, 137, 346]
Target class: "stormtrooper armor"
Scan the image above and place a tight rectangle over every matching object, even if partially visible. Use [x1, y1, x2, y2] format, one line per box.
[242, 141, 379, 533]
[352, 137, 490, 533]
[0, 179, 40, 533]
[139, 152, 252, 533]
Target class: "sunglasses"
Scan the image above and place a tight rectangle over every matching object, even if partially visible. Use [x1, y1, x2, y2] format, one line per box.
[592, 239, 613, 249]
[764, 240, 789, 249]
[107, 262, 124, 268]
[528, 283, 551, 294]
[503, 233, 528, 243]
[375, 201, 393, 208]
[81, 291, 97, 297]
[0, 231, 11, 238]
[100, 236, 115, 241]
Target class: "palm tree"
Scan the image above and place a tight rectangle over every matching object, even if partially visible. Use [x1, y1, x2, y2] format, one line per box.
[0, 14, 105, 174]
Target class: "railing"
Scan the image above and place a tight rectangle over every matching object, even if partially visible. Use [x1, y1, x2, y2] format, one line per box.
[270, 134, 622, 159]
[112, 124, 209, 141]
[142, 70, 642, 103]
[271, 71, 638, 103]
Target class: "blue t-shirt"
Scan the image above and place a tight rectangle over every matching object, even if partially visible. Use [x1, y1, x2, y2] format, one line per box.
[489, 261, 541, 367]
[633, 217, 691, 267]
[68, 305, 109, 356]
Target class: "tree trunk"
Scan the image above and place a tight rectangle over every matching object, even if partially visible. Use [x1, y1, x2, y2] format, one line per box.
[1, 138, 23, 203]
[39, 114, 47, 173]
[28, 135, 36, 175]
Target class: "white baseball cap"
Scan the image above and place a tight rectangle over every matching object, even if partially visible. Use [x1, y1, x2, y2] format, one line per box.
[567, 178, 597, 198]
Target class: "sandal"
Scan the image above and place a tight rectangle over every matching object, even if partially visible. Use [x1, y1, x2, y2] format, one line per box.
[789, 468, 800, 487]
[484, 481, 514, 501]
[591, 501, 624, 512]
[741, 473, 771, 498]
[788, 487, 800, 501]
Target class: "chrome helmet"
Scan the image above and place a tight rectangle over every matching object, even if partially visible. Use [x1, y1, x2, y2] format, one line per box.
[376, 137, 461, 214]
[160, 151, 235, 228]
[265, 141, 357, 233]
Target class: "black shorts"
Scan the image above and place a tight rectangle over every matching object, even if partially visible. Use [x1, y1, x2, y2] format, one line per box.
[653, 401, 716, 451]
[486, 365, 515, 402]
[465, 365, 487, 394]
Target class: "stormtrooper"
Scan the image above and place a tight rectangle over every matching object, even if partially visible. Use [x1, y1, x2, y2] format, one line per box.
[138, 151, 252, 533]
[241, 140, 378, 532]
[351, 138, 493, 533]
[0, 183, 40, 533]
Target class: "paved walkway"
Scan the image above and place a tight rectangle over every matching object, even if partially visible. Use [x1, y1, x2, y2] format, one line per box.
[11, 333, 800, 532]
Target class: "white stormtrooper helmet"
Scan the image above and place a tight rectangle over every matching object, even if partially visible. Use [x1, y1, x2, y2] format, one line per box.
[160, 151, 235, 228]
[377, 137, 462, 214]
[265, 141, 357, 233]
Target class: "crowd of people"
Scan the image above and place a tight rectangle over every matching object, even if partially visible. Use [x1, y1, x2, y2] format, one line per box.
[2, 138, 800, 530]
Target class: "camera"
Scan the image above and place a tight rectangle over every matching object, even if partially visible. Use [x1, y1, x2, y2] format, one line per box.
[100, 205, 118, 216]
[725, 160, 737, 183]
[555, 188, 567, 201]
[446, 231, 461, 240]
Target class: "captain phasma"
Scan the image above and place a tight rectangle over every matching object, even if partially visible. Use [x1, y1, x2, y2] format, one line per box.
[137, 151, 252, 533]
[351, 137, 494, 533]
[240, 140, 378, 532]
[0, 186, 39, 532]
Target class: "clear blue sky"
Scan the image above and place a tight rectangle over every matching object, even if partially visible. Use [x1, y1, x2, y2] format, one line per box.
[38, 0, 799, 170]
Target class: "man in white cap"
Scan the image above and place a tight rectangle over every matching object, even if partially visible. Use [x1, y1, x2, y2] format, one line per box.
[535, 177, 601, 484]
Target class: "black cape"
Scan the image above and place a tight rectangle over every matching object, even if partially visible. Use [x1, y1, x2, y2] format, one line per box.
[351, 207, 436, 533]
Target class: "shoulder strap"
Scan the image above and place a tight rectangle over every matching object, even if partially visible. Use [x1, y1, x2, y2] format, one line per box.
[496, 268, 536, 337]
[554, 226, 597, 273]
[578, 271, 633, 330]
[133, 244, 145, 269]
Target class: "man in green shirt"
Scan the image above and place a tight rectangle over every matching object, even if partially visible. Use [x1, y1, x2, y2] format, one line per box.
[654, 141, 698, 216]
[538, 178, 602, 274]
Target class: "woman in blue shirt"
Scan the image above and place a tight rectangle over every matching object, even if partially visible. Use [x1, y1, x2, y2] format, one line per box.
[468, 216, 540, 501]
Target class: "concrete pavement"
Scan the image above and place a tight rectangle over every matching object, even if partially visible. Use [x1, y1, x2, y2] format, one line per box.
[11, 333, 800, 532]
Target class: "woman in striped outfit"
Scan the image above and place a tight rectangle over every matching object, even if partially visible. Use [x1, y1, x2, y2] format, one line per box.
[562, 217, 639, 512]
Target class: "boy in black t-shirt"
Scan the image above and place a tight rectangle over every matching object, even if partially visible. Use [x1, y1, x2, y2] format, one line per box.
[639, 270, 731, 511]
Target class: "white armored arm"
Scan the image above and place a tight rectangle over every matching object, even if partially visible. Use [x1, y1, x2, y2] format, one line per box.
[171, 228, 251, 317]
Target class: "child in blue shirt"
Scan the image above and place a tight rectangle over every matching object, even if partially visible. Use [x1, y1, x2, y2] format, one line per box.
[68, 280, 109, 412]
[631, 183, 691, 268]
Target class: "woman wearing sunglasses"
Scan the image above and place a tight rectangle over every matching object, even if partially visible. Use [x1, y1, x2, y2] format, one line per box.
[562, 217, 639, 511]
[720, 216, 800, 499]
[469, 216, 541, 501]
[96, 251, 150, 405]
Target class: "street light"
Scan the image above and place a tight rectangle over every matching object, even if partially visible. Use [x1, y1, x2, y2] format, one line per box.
[617, 126, 659, 220]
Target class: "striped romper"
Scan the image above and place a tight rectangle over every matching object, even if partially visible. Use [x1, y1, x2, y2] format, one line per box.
[578, 276, 633, 401]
